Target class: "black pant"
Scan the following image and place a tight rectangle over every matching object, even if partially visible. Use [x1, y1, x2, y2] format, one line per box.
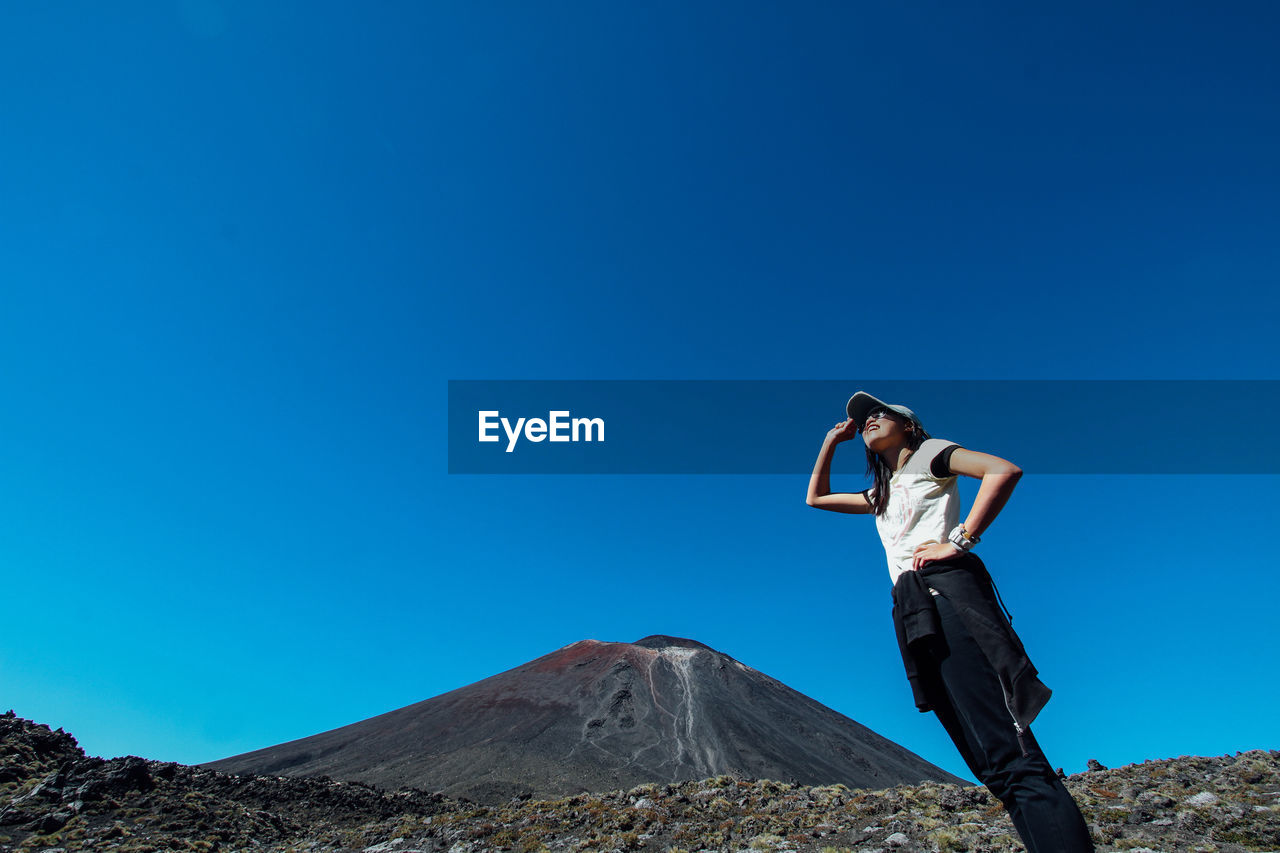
[921, 592, 1094, 853]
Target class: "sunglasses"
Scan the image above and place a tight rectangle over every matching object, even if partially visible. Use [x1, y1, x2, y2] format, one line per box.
[860, 408, 896, 431]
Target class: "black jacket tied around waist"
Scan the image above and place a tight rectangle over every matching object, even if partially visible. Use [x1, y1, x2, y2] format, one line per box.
[891, 552, 1052, 732]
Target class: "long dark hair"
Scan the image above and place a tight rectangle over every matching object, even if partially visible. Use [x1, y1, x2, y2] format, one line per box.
[864, 413, 930, 517]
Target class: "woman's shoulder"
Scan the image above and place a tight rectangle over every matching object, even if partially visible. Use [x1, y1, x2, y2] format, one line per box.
[917, 437, 962, 459]
[913, 438, 964, 478]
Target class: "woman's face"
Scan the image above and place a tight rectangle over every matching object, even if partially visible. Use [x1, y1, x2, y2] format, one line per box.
[861, 409, 911, 451]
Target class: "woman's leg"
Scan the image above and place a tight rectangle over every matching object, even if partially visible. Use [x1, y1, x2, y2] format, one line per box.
[921, 593, 1094, 853]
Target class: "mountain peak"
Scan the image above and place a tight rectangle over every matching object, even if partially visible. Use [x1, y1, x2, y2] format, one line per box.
[208, 636, 964, 802]
[631, 635, 716, 652]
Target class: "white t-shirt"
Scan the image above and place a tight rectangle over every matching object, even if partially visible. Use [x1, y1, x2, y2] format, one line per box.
[863, 438, 963, 586]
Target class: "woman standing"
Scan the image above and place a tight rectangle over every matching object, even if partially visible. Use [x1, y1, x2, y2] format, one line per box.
[806, 391, 1094, 853]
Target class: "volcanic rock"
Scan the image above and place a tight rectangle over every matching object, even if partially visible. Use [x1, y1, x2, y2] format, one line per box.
[206, 635, 966, 802]
[3, 711, 1278, 852]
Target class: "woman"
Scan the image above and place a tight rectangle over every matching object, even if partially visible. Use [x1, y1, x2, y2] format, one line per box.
[806, 391, 1094, 853]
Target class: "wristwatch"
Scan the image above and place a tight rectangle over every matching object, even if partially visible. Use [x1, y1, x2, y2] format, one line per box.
[947, 524, 980, 552]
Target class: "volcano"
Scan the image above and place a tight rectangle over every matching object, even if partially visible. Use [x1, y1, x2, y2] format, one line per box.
[205, 636, 964, 801]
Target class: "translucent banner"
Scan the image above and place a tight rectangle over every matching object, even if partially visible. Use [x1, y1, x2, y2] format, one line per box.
[447, 380, 1279, 474]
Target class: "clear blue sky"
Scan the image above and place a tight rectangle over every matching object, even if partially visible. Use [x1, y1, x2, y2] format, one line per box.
[2, 2, 1277, 785]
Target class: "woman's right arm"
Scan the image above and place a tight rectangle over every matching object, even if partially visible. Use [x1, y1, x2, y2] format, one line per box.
[806, 419, 872, 514]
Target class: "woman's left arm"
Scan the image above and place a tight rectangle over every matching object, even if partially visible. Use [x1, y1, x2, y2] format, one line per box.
[947, 447, 1023, 540]
[911, 448, 1022, 570]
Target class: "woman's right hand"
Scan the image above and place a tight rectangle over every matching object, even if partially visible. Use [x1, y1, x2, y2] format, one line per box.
[826, 418, 859, 444]
[808, 418, 872, 513]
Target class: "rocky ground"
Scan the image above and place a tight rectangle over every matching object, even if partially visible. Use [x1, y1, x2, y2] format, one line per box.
[2, 712, 1276, 853]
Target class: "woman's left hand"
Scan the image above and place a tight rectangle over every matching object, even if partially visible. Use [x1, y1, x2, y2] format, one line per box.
[912, 541, 963, 571]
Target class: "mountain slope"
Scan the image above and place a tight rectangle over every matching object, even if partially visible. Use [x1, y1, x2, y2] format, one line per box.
[206, 635, 965, 801]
